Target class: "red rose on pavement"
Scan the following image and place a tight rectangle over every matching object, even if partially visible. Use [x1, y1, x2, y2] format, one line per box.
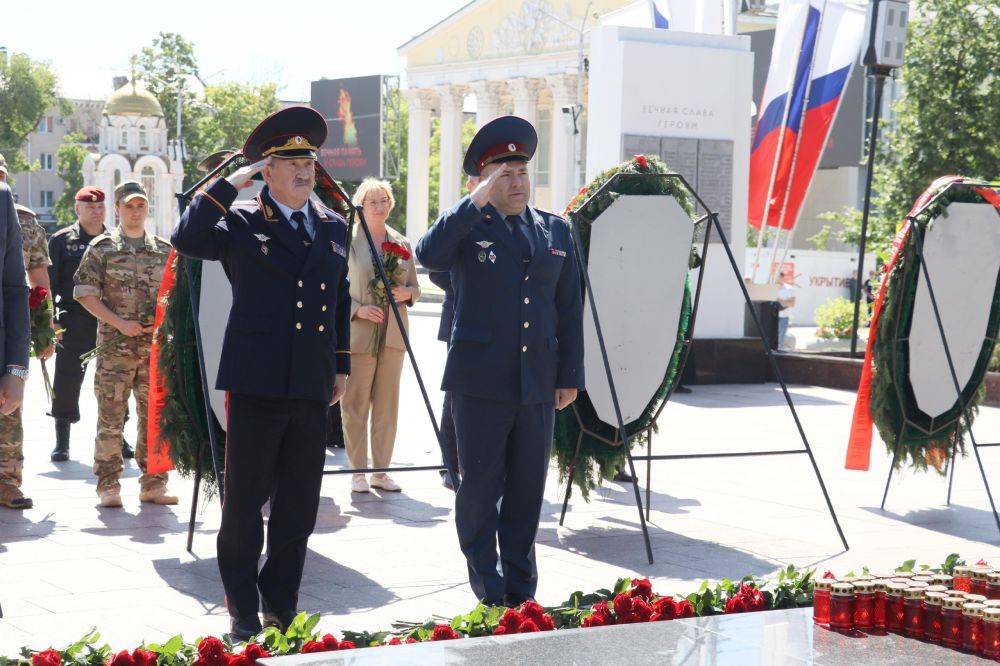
[613, 593, 636, 622]
[725, 595, 747, 614]
[675, 600, 695, 618]
[518, 620, 540, 633]
[631, 598, 653, 623]
[241, 644, 270, 664]
[194, 637, 229, 666]
[630, 578, 653, 600]
[108, 650, 134, 666]
[299, 642, 328, 654]
[338, 641, 357, 650]
[500, 609, 525, 633]
[225, 656, 249, 666]
[493, 625, 509, 635]
[582, 601, 614, 627]
[32, 649, 61, 666]
[430, 625, 460, 641]
[321, 634, 340, 651]
[131, 650, 158, 666]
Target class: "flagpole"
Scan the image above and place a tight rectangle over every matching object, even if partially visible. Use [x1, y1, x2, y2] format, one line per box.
[750, 1, 811, 284]
[769, 0, 827, 283]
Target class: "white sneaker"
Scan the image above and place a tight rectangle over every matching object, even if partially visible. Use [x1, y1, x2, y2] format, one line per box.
[351, 474, 369, 493]
[370, 473, 401, 492]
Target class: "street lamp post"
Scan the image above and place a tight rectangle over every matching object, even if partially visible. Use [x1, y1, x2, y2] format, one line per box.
[850, 0, 909, 358]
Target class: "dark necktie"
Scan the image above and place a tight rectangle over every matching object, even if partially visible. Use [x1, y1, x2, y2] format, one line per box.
[291, 210, 312, 246]
[506, 215, 532, 263]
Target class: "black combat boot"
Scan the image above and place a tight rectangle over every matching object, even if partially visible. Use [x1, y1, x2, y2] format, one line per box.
[51, 419, 71, 462]
[122, 438, 135, 460]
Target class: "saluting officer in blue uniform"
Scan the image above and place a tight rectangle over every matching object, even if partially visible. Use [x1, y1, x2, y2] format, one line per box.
[172, 106, 351, 641]
[416, 116, 584, 606]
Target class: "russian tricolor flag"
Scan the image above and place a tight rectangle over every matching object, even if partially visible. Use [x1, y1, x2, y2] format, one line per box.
[748, 0, 866, 231]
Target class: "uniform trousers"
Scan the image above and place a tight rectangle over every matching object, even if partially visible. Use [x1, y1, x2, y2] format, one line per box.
[93, 351, 165, 494]
[342, 349, 405, 470]
[218, 393, 327, 620]
[51, 311, 97, 422]
[452, 393, 554, 602]
[0, 409, 24, 494]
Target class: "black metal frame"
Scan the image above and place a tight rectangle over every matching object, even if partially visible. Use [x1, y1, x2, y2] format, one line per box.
[175, 155, 457, 554]
[876, 182, 1000, 536]
[559, 172, 849, 563]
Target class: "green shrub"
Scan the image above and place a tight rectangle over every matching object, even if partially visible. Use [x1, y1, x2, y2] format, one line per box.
[815, 297, 869, 340]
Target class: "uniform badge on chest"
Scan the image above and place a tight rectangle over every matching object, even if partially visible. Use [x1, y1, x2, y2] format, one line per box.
[254, 233, 270, 255]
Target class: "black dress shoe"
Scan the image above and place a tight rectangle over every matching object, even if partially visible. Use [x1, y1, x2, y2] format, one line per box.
[503, 594, 534, 607]
[262, 610, 296, 633]
[227, 616, 262, 643]
[122, 439, 135, 459]
[440, 470, 460, 491]
[613, 469, 636, 483]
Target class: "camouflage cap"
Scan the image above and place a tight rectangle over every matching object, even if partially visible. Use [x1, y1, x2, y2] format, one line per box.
[0, 153, 7, 175]
[115, 180, 148, 204]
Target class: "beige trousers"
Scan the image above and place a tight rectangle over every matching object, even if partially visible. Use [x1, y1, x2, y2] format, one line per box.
[342, 348, 405, 470]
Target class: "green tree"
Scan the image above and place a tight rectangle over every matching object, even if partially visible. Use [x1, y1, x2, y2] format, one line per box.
[0, 51, 61, 175]
[863, 0, 1000, 255]
[197, 82, 280, 153]
[53, 132, 88, 225]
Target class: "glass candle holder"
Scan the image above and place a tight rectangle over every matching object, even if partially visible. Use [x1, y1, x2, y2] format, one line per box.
[853, 580, 876, 630]
[874, 580, 888, 630]
[941, 596, 965, 648]
[963, 602, 985, 653]
[903, 587, 925, 637]
[813, 578, 834, 626]
[984, 599, 1000, 609]
[988, 572, 1000, 600]
[924, 584, 948, 595]
[931, 573, 953, 589]
[966, 593, 988, 605]
[885, 583, 907, 633]
[954, 566, 973, 593]
[982, 607, 1000, 658]
[922, 591, 946, 642]
[830, 583, 855, 632]
[911, 575, 935, 584]
[971, 568, 991, 597]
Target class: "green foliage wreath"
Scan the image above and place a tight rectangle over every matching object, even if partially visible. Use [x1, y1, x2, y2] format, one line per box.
[553, 155, 696, 500]
[870, 182, 1000, 473]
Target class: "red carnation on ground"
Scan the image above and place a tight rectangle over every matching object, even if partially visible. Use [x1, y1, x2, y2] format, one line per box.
[32, 649, 61, 666]
[630, 578, 653, 600]
[499, 608, 525, 633]
[518, 619, 540, 633]
[28, 286, 48, 310]
[194, 636, 229, 666]
[633, 154, 649, 170]
[430, 625, 460, 641]
[108, 650, 135, 666]
[519, 601, 554, 630]
[131, 650, 158, 666]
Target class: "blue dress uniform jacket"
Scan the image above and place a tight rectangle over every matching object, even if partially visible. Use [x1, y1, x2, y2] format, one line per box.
[416, 196, 584, 404]
[171, 178, 351, 403]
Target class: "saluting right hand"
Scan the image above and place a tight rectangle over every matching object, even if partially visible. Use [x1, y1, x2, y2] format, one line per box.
[357, 305, 385, 324]
[470, 163, 508, 209]
[226, 158, 269, 190]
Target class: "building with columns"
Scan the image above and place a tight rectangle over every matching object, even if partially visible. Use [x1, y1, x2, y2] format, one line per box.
[82, 76, 184, 237]
[397, 0, 870, 254]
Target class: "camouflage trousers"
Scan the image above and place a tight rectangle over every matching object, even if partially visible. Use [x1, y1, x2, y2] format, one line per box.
[94, 351, 166, 494]
[0, 408, 24, 498]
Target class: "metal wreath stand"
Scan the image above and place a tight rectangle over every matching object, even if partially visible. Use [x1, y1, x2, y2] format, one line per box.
[175, 153, 457, 554]
[877, 179, 1000, 537]
[558, 171, 849, 564]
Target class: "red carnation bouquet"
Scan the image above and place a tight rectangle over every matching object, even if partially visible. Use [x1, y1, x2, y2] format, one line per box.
[28, 286, 56, 401]
[366, 241, 410, 356]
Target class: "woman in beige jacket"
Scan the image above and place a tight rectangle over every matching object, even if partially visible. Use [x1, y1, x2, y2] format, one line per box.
[344, 179, 420, 493]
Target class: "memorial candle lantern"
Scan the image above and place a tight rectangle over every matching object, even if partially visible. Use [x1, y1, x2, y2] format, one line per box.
[903, 586, 925, 637]
[853, 580, 876, 630]
[941, 596, 965, 647]
[971, 567, 991, 597]
[873, 580, 888, 630]
[954, 565, 973, 593]
[911, 574, 935, 584]
[966, 593, 988, 605]
[922, 591, 946, 642]
[963, 602, 985, 653]
[885, 583, 907, 633]
[813, 578, 834, 626]
[982, 607, 1000, 659]
[931, 573, 953, 588]
[987, 571, 1000, 600]
[830, 583, 855, 632]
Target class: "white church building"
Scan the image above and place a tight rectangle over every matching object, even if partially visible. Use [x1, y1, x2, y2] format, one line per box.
[83, 76, 183, 237]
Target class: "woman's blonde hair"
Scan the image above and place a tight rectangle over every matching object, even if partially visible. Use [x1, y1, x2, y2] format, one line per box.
[352, 178, 395, 211]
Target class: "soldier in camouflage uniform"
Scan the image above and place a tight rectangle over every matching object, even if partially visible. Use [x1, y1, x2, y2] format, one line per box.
[74, 180, 176, 508]
[0, 204, 53, 509]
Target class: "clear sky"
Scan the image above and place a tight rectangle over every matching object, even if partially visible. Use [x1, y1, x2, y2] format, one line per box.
[1, 0, 471, 101]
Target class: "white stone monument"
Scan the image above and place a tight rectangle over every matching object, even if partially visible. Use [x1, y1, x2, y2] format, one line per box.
[586, 25, 753, 338]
